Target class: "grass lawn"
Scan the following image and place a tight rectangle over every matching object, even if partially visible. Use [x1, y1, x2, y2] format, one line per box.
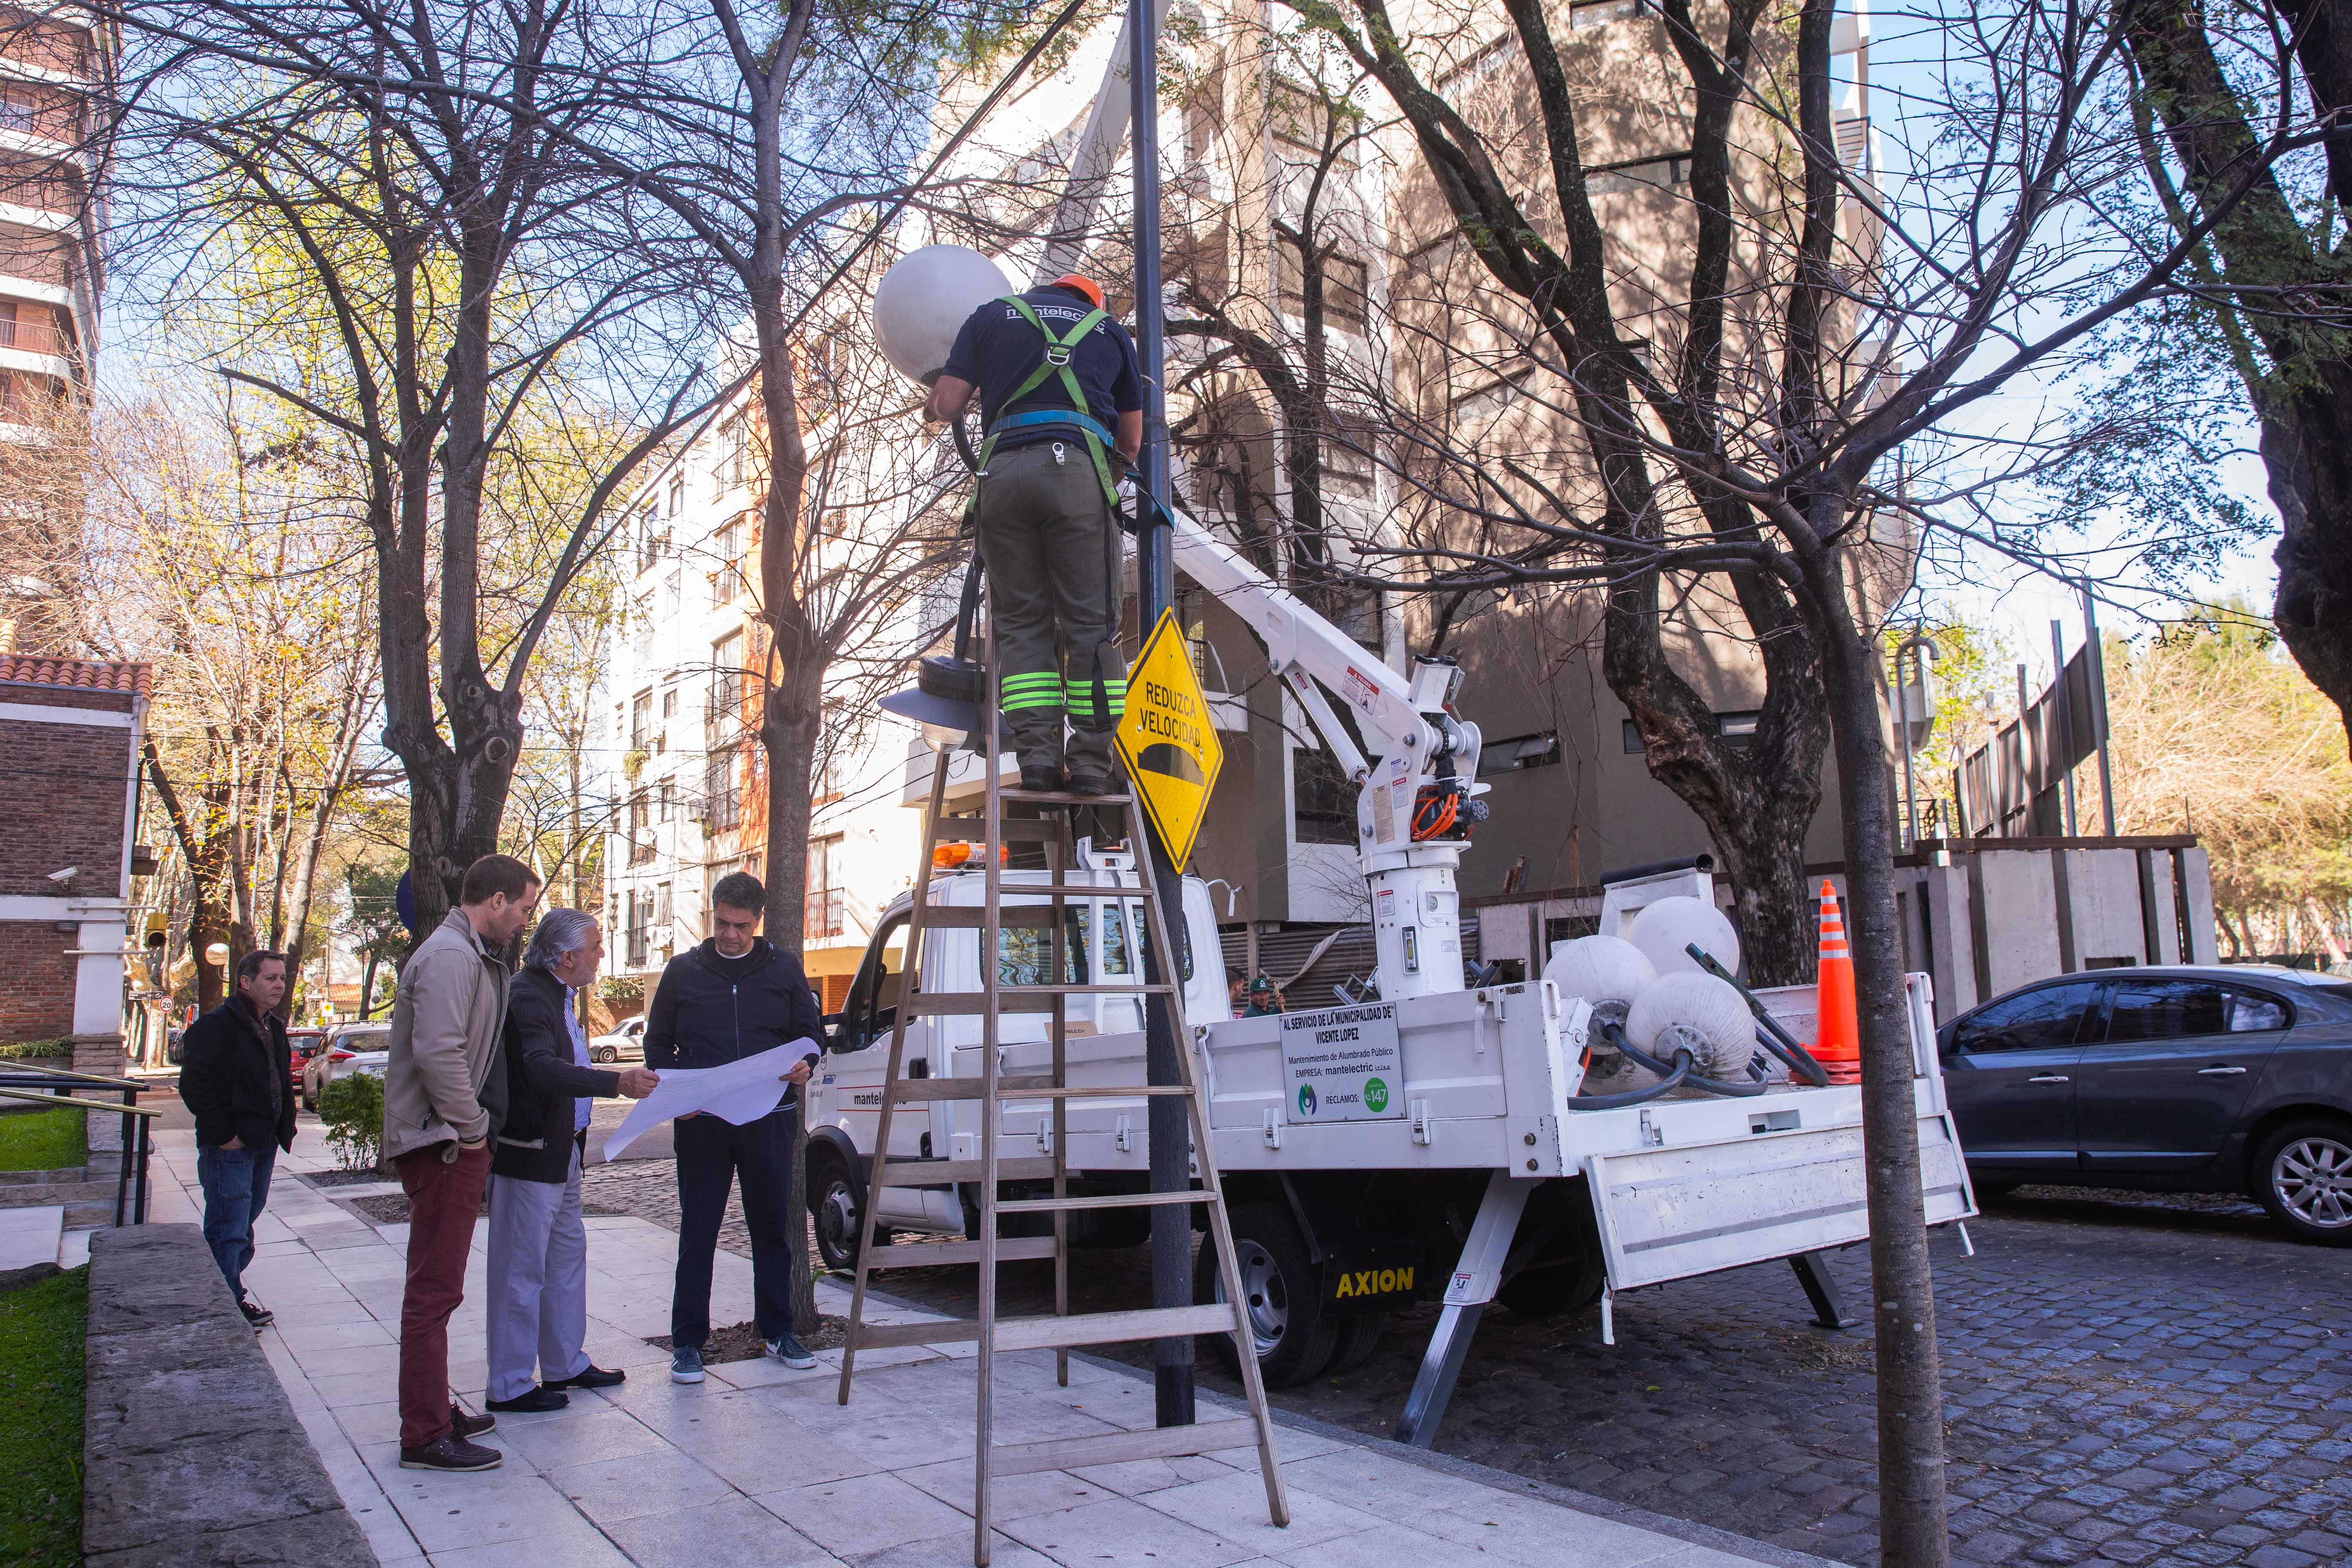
[0, 1267, 86, 1566]
[0, 1108, 84, 1173]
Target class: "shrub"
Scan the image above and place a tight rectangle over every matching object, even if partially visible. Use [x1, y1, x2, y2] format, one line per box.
[599, 975, 644, 1004]
[0, 1040, 71, 1063]
[317, 1072, 385, 1170]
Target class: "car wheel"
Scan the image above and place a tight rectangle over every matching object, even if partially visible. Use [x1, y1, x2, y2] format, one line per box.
[594, 1046, 616, 1063]
[2254, 1120, 2352, 1246]
[1196, 1204, 1337, 1388]
[809, 1151, 883, 1270]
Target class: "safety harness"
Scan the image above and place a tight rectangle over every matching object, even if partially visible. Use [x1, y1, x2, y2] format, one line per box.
[974, 294, 1122, 507]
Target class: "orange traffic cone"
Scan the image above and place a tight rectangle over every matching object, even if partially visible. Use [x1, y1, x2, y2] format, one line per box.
[1812, 879, 1862, 1084]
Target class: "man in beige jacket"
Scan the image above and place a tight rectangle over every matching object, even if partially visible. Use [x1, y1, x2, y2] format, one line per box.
[386, 854, 540, 1472]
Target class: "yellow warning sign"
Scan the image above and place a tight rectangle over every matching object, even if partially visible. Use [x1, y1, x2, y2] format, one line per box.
[1115, 609, 1222, 871]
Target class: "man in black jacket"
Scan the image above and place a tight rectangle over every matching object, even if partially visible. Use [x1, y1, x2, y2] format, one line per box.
[645, 871, 823, 1383]
[483, 910, 657, 1413]
[179, 950, 299, 1328]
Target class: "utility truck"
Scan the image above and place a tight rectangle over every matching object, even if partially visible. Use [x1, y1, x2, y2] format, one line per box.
[805, 458, 1977, 1442]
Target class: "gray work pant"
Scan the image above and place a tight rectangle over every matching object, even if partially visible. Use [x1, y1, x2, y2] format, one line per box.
[975, 441, 1127, 777]
[484, 1143, 591, 1401]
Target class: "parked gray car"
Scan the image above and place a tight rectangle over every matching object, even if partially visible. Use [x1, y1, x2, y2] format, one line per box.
[1939, 965, 2352, 1243]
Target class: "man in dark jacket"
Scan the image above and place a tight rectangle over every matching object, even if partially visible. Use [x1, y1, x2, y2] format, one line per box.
[179, 950, 299, 1327]
[484, 910, 657, 1413]
[645, 870, 823, 1383]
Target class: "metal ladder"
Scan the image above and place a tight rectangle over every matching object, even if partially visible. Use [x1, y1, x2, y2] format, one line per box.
[835, 649, 1289, 1567]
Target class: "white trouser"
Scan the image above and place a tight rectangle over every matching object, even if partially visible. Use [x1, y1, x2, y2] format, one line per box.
[484, 1142, 590, 1402]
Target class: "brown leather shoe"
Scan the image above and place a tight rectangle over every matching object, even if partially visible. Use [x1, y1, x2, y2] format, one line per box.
[451, 1403, 495, 1439]
[398, 1432, 502, 1472]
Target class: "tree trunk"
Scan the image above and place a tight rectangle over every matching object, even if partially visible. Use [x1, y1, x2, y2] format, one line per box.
[360, 951, 380, 1020]
[1808, 537, 1949, 1568]
[2119, 0, 2352, 749]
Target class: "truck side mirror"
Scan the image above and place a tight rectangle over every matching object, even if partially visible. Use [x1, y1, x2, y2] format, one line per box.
[821, 1011, 845, 1052]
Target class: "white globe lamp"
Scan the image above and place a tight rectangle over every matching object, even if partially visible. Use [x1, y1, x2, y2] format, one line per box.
[873, 245, 1012, 385]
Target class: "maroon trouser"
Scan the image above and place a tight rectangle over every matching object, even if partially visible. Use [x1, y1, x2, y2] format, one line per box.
[395, 1141, 491, 1449]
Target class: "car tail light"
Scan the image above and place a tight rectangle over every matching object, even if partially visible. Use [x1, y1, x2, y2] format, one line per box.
[330, 1049, 355, 1062]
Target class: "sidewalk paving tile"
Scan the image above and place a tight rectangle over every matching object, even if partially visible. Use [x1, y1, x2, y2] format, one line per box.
[145, 1121, 1798, 1568]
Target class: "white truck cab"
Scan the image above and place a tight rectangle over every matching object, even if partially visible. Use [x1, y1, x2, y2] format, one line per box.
[807, 858, 1230, 1256]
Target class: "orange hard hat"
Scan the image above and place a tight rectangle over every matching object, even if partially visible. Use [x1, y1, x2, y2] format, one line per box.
[1053, 273, 1106, 311]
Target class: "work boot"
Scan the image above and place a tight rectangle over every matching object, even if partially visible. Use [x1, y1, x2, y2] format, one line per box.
[1063, 769, 1116, 798]
[399, 1432, 502, 1472]
[1018, 760, 1065, 793]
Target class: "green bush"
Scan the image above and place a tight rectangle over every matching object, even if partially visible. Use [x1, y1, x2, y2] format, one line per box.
[317, 1072, 385, 1170]
[599, 974, 643, 1004]
[0, 1039, 71, 1063]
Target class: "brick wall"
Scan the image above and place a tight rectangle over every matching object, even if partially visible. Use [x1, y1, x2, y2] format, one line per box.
[0, 919, 76, 1041]
[0, 700, 132, 897]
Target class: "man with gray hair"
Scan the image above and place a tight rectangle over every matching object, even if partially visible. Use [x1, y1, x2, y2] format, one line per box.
[482, 910, 657, 1413]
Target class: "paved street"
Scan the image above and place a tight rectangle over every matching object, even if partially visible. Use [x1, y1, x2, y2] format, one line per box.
[579, 1146, 2352, 1568]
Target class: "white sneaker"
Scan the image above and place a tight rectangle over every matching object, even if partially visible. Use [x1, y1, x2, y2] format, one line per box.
[766, 1334, 818, 1370]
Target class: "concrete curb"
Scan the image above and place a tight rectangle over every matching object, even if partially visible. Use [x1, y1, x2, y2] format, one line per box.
[81, 1223, 379, 1567]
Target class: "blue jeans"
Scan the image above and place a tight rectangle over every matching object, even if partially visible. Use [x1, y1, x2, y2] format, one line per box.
[197, 1141, 276, 1300]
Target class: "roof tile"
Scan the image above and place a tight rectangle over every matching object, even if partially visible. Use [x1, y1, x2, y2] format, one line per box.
[0, 653, 153, 699]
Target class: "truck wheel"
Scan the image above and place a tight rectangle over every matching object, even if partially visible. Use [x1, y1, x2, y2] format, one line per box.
[810, 1150, 885, 1269]
[1196, 1204, 1338, 1388]
[2254, 1119, 2352, 1246]
[1497, 1258, 1606, 1318]
[1326, 1312, 1384, 1375]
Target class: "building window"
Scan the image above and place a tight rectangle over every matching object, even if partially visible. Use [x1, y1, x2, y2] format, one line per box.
[637, 508, 661, 574]
[1277, 242, 1370, 335]
[710, 631, 745, 731]
[1718, 711, 1760, 748]
[662, 687, 678, 723]
[668, 475, 684, 516]
[628, 793, 653, 865]
[1321, 433, 1375, 494]
[1478, 731, 1562, 776]
[1293, 744, 1357, 845]
[1587, 154, 1692, 196]
[658, 778, 675, 822]
[630, 690, 652, 751]
[706, 746, 742, 831]
[806, 835, 845, 940]
[0, 300, 66, 355]
[653, 881, 672, 930]
[1570, 0, 1641, 28]
[713, 519, 745, 604]
[632, 600, 653, 663]
[625, 890, 649, 968]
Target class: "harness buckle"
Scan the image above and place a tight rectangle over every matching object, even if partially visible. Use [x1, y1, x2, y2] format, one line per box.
[1044, 346, 1072, 366]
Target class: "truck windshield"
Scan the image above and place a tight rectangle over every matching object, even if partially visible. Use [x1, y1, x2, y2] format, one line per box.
[997, 908, 1087, 986]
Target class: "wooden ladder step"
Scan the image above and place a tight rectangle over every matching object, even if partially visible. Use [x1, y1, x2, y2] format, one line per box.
[851, 1302, 1237, 1354]
[990, 1417, 1261, 1478]
[993, 1189, 1211, 1215]
[879, 1075, 1059, 1101]
[918, 906, 1058, 930]
[859, 1235, 1059, 1269]
[1001, 983, 1172, 998]
[998, 787, 1135, 805]
[934, 816, 1063, 841]
[875, 1156, 1058, 1186]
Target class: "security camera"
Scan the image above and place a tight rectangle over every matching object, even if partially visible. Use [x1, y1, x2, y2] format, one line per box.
[46, 866, 77, 885]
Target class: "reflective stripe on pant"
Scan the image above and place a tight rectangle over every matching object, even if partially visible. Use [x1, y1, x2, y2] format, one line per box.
[974, 441, 1128, 776]
[484, 1141, 589, 1402]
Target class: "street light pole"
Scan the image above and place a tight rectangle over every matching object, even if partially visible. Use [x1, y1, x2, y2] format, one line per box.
[1127, 0, 1195, 1430]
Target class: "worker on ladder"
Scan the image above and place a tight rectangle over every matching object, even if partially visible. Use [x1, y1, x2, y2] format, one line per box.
[926, 274, 1142, 796]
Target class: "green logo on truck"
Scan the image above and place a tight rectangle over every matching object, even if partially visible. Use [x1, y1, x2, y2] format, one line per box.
[1363, 1076, 1389, 1113]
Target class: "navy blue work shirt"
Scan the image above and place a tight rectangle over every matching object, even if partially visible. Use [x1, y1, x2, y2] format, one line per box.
[940, 285, 1143, 454]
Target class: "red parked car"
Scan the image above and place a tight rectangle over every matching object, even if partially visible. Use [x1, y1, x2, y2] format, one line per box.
[285, 1029, 330, 1098]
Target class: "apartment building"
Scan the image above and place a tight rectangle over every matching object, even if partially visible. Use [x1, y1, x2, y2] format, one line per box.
[0, 4, 106, 655]
[597, 388, 934, 1016]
